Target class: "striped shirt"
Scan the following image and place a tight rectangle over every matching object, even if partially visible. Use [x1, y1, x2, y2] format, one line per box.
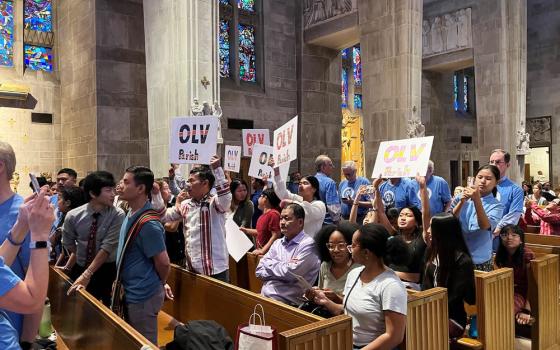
[155, 167, 231, 275]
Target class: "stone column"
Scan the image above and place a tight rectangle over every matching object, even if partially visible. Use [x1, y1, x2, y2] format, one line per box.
[143, 0, 221, 177]
[473, 0, 526, 182]
[358, 0, 424, 174]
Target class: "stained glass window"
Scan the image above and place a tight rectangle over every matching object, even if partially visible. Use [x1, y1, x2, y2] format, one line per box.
[352, 46, 361, 87]
[24, 44, 52, 71]
[237, 0, 254, 12]
[354, 94, 362, 109]
[341, 48, 350, 60]
[219, 0, 230, 5]
[238, 24, 256, 82]
[0, 0, 14, 67]
[24, 0, 52, 32]
[341, 69, 348, 108]
[219, 20, 230, 78]
[463, 75, 468, 112]
[453, 73, 459, 111]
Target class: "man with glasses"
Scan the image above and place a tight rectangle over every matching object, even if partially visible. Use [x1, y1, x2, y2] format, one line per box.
[339, 161, 371, 224]
[488, 149, 524, 251]
[315, 155, 341, 225]
[62, 171, 125, 305]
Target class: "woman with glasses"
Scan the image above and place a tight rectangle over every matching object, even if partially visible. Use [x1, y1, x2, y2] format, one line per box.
[495, 225, 535, 337]
[313, 224, 408, 349]
[451, 165, 504, 271]
[305, 221, 361, 304]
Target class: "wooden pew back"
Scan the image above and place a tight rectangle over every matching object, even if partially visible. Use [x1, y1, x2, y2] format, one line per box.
[405, 288, 449, 350]
[48, 267, 157, 349]
[164, 265, 353, 350]
[474, 268, 514, 350]
[525, 233, 560, 247]
[246, 253, 263, 293]
[528, 254, 560, 350]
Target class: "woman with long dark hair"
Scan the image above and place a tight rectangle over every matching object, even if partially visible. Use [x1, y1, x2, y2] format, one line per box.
[229, 179, 254, 228]
[451, 165, 504, 271]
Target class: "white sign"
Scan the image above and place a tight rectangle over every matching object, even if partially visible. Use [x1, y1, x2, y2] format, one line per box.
[169, 116, 219, 164]
[225, 218, 254, 262]
[248, 144, 289, 182]
[242, 129, 270, 157]
[273, 116, 298, 167]
[372, 136, 434, 178]
[224, 145, 241, 173]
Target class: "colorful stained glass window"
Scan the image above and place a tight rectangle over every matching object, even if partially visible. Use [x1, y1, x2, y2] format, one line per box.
[219, 0, 230, 5]
[0, 0, 14, 67]
[352, 46, 361, 86]
[463, 75, 468, 112]
[238, 24, 256, 82]
[24, 0, 52, 32]
[354, 94, 362, 109]
[341, 48, 350, 60]
[453, 73, 459, 111]
[24, 44, 52, 71]
[237, 0, 254, 12]
[219, 20, 230, 78]
[341, 69, 348, 108]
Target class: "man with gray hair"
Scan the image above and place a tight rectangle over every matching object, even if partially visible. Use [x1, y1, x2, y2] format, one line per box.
[339, 161, 371, 223]
[411, 160, 452, 216]
[314, 155, 341, 225]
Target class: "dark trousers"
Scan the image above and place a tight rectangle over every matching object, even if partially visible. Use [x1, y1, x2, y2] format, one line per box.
[70, 262, 116, 306]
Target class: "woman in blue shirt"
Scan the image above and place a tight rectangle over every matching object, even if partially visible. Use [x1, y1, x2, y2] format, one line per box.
[451, 165, 504, 271]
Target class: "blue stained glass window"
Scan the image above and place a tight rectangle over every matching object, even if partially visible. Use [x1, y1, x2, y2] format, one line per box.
[24, 0, 52, 32]
[237, 0, 254, 12]
[24, 44, 52, 71]
[341, 48, 350, 59]
[0, 0, 14, 67]
[354, 94, 362, 109]
[352, 46, 361, 86]
[238, 24, 256, 82]
[219, 20, 230, 78]
[341, 69, 348, 108]
[463, 75, 468, 112]
[453, 73, 459, 111]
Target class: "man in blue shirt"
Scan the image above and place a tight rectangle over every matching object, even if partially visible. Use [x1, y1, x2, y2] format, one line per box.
[411, 160, 452, 217]
[338, 161, 371, 223]
[116, 166, 171, 344]
[251, 178, 265, 227]
[314, 155, 341, 224]
[379, 177, 420, 212]
[489, 149, 523, 251]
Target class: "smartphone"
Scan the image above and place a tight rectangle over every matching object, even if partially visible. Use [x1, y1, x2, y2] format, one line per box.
[366, 185, 376, 195]
[467, 176, 475, 188]
[29, 173, 41, 193]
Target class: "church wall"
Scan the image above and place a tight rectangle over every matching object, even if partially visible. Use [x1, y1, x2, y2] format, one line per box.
[526, 0, 560, 186]
[0, 0, 62, 194]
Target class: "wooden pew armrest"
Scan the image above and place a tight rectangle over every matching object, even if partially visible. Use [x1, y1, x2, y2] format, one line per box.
[454, 337, 483, 350]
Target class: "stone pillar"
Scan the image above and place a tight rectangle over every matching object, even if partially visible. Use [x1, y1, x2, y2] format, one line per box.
[359, 0, 424, 174]
[143, 0, 221, 177]
[473, 0, 526, 182]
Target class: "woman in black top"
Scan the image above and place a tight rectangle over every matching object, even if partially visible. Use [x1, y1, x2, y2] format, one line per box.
[417, 175, 475, 338]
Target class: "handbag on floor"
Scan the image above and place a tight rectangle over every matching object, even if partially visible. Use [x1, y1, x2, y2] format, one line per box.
[235, 304, 277, 350]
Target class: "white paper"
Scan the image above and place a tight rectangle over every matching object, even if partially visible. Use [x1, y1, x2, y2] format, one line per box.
[371, 136, 434, 178]
[248, 144, 289, 181]
[273, 116, 298, 167]
[225, 218, 254, 262]
[169, 116, 219, 164]
[242, 129, 270, 157]
[287, 271, 313, 291]
[224, 145, 241, 173]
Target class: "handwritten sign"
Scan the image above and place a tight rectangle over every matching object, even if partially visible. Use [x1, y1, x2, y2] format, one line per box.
[248, 144, 289, 182]
[169, 116, 219, 164]
[224, 145, 241, 173]
[371, 136, 434, 178]
[242, 129, 270, 157]
[273, 116, 298, 167]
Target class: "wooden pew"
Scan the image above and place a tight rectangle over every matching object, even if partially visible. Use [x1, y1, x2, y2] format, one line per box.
[164, 264, 353, 350]
[246, 252, 263, 293]
[528, 254, 560, 350]
[48, 267, 158, 349]
[525, 233, 560, 247]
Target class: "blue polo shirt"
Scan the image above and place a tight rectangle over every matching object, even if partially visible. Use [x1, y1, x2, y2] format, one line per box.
[0, 256, 21, 350]
[0, 194, 30, 335]
[453, 193, 503, 264]
[116, 202, 166, 304]
[339, 176, 371, 218]
[379, 178, 420, 211]
[315, 172, 341, 224]
[412, 175, 452, 216]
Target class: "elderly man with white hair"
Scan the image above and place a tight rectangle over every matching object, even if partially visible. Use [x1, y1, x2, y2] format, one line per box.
[339, 161, 371, 224]
[411, 160, 452, 217]
[314, 155, 341, 225]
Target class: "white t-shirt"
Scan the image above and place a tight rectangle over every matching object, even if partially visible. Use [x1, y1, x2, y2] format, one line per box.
[343, 267, 407, 346]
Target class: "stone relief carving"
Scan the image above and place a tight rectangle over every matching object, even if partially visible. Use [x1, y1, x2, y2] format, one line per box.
[191, 98, 224, 143]
[406, 118, 426, 138]
[423, 8, 472, 57]
[304, 0, 355, 28]
[526, 117, 552, 145]
[516, 129, 531, 155]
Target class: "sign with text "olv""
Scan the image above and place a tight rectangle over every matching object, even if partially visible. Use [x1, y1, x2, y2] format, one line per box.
[273, 115, 298, 167]
[169, 116, 219, 164]
[371, 136, 434, 178]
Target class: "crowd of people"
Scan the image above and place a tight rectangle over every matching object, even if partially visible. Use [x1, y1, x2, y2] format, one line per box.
[0, 139, 558, 348]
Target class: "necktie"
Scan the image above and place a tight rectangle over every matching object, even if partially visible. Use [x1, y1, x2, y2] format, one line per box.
[85, 212, 101, 266]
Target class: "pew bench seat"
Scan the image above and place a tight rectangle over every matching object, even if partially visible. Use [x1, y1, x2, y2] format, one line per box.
[157, 311, 177, 347]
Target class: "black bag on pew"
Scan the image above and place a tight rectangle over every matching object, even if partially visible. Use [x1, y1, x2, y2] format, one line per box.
[298, 300, 333, 318]
[165, 320, 234, 350]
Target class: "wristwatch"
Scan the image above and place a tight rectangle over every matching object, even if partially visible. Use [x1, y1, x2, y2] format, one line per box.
[29, 241, 49, 249]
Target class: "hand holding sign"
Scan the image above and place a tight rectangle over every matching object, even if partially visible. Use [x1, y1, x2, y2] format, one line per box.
[169, 116, 219, 164]
[248, 144, 290, 182]
[273, 116, 298, 167]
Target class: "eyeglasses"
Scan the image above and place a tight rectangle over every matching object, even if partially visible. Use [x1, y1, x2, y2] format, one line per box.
[325, 243, 347, 251]
[500, 232, 520, 239]
[346, 244, 358, 253]
[489, 160, 505, 165]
